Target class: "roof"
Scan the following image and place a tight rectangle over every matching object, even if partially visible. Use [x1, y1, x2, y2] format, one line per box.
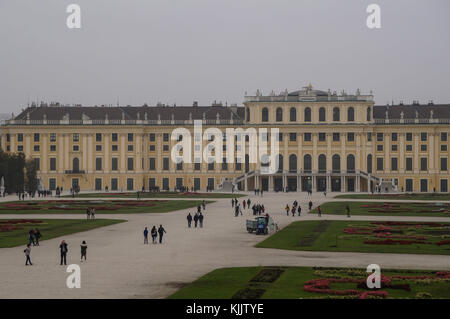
[373, 104, 450, 119]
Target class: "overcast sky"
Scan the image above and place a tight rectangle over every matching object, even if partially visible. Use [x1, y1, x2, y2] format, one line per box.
[0, 0, 449, 113]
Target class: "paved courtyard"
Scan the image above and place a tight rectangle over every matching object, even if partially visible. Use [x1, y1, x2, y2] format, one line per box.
[0, 192, 449, 299]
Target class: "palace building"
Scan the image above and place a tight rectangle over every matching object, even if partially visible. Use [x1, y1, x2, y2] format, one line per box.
[1, 85, 449, 193]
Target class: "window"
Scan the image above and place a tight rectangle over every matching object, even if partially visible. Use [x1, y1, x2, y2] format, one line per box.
[304, 133, 311, 141]
[289, 133, 296, 142]
[50, 158, 56, 171]
[332, 133, 340, 142]
[162, 178, 169, 191]
[318, 155, 327, 173]
[112, 145, 118, 152]
[347, 107, 354, 122]
[290, 107, 296, 121]
[17, 133, 23, 142]
[111, 158, 118, 171]
[420, 145, 427, 152]
[406, 133, 412, 141]
[149, 133, 155, 141]
[347, 133, 354, 142]
[208, 159, 214, 171]
[420, 158, 427, 171]
[377, 145, 383, 152]
[332, 154, 340, 173]
[441, 132, 448, 142]
[96, 133, 102, 142]
[111, 178, 118, 191]
[376, 157, 383, 171]
[127, 157, 134, 171]
[442, 145, 448, 152]
[17, 145, 23, 152]
[194, 159, 201, 171]
[421, 132, 427, 141]
[367, 154, 372, 173]
[319, 107, 326, 122]
[406, 145, 412, 152]
[112, 133, 118, 142]
[441, 158, 448, 171]
[73, 145, 79, 151]
[319, 133, 326, 142]
[406, 157, 413, 171]
[72, 158, 80, 171]
[304, 154, 312, 172]
[376, 133, 383, 141]
[333, 107, 340, 121]
[391, 157, 398, 171]
[391, 145, 398, 151]
[176, 159, 183, 171]
[304, 107, 311, 122]
[262, 107, 269, 122]
[127, 145, 133, 152]
[49, 178, 56, 191]
[288, 154, 297, 172]
[50, 145, 56, 152]
[246, 107, 250, 122]
[96, 145, 102, 152]
[127, 133, 133, 142]
[367, 132, 372, 142]
[163, 133, 169, 142]
[163, 157, 169, 170]
[49, 133, 56, 142]
[222, 158, 228, 171]
[34, 158, 40, 171]
[163, 145, 169, 151]
[391, 133, 398, 141]
[347, 154, 355, 173]
[406, 179, 413, 192]
[441, 179, 448, 192]
[95, 158, 102, 171]
[235, 159, 242, 171]
[127, 178, 134, 191]
[367, 107, 371, 121]
[34, 133, 40, 142]
[276, 108, 283, 122]
[149, 145, 156, 151]
[277, 132, 283, 142]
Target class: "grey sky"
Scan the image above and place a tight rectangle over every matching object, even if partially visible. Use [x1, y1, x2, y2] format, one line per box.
[0, 0, 449, 113]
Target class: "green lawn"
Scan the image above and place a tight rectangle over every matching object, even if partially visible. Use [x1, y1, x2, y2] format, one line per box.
[0, 200, 212, 214]
[335, 193, 450, 201]
[64, 192, 244, 199]
[310, 201, 450, 217]
[169, 266, 450, 299]
[256, 220, 450, 255]
[0, 219, 125, 248]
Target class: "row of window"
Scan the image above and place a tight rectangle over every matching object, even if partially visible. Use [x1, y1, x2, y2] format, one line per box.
[258, 106, 371, 122]
[375, 157, 448, 172]
[376, 132, 448, 142]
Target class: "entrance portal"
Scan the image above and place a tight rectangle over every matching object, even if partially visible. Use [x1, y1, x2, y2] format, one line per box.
[317, 177, 326, 192]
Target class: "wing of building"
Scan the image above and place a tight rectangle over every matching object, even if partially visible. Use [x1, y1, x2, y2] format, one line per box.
[1, 85, 449, 193]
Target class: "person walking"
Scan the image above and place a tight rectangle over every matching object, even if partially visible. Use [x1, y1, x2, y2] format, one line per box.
[308, 201, 313, 211]
[285, 204, 290, 216]
[80, 241, 87, 262]
[24, 244, 32, 266]
[86, 208, 90, 220]
[234, 204, 240, 217]
[202, 200, 206, 211]
[317, 206, 322, 217]
[346, 205, 351, 218]
[91, 208, 95, 219]
[231, 199, 234, 208]
[28, 229, 35, 246]
[194, 213, 199, 228]
[143, 227, 149, 244]
[34, 229, 41, 246]
[198, 212, 204, 228]
[158, 225, 166, 244]
[291, 206, 296, 217]
[297, 205, 302, 216]
[151, 226, 157, 244]
[59, 240, 68, 265]
[187, 212, 193, 228]
[242, 200, 246, 210]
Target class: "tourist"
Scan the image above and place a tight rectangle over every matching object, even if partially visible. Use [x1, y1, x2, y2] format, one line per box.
[24, 244, 32, 266]
[247, 198, 251, 207]
[86, 208, 91, 220]
[231, 199, 234, 208]
[199, 212, 204, 228]
[194, 212, 199, 228]
[297, 205, 302, 216]
[285, 204, 289, 216]
[324, 191, 327, 197]
[158, 225, 167, 244]
[317, 206, 322, 217]
[143, 227, 149, 244]
[187, 212, 192, 228]
[291, 206, 296, 217]
[34, 229, 41, 246]
[234, 204, 240, 217]
[151, 226, 157, 244]
[202, 200, 206, 211]
[28, 229, 35, 246]
[80, 241, 88, 262]
[91, 208, 95, 219]
[197, 205, 201, 215]
[308, 201, 313, 211]
[261, 205, 265, 215]
[59, 240, 68, 265]
[243, 200, 246, 210]
[346, 205, 351, 218]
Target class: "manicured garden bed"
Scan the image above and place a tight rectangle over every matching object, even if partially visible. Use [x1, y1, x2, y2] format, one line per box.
[0, 219, 125, 248]
[0, 200, 211, 214]
[64, 192, 243, 199]
[169, 266, 450, 299]
[310, 201, 450, 217]
[335, 193, 450, 201]
[256, 220, 450, 255]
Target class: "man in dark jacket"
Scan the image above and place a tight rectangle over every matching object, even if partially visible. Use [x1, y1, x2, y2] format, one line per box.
[198, 212, 204, 228]
[158, 225, 166, 244]
[59, 240, 68, 265]
[187, 213, 193, 228]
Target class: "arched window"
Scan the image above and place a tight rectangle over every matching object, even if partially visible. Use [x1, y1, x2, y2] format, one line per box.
[290, 107, 296, 122]
[276, 154, 283, 172]
[319, 107, 326, 122]
[332, 154, 340, 173]
[333, 107, 340, 121]
[367, 107, 371, 121]
[289, 154, 297, 172]
[347, 107, 354, 122]
[276, 107, 283, 122]
[245, 154, 250, 172]
[347, 154, 355, 173]
[262, 107, 268, 122]
[73, 157, 79, 172]
[318, 154, 327, 173]
[304, 107, 311, 122]
[246, 107, 250, 122]
[303, 154, 312, 172]
[367, 154, 372, 173]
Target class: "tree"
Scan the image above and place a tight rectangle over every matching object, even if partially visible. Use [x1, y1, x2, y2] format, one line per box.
[25, 159, 38, 193]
